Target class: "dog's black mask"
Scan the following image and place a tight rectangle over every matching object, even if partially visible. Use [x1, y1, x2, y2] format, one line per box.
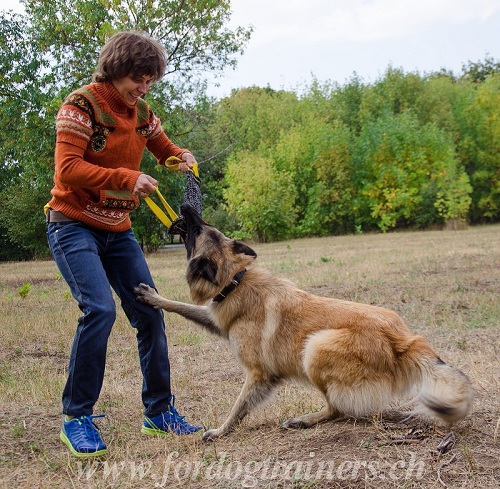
[180, 203, 209, 258]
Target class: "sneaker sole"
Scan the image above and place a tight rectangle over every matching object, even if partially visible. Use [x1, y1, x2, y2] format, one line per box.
[141, 425, 202, 436]
[60, 430, 108, 458]
[141, 425, 174, 436]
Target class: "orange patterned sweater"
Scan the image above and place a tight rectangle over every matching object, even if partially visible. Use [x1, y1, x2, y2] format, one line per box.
[47, 82, 188, 231]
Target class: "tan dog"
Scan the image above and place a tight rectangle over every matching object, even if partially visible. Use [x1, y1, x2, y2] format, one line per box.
[135, 204, 473, 441]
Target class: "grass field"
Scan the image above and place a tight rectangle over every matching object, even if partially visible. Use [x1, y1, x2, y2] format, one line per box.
[1, 225, 499, 488]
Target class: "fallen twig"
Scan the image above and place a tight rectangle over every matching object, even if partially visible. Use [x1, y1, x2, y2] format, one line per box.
[437, 453, 457, 488]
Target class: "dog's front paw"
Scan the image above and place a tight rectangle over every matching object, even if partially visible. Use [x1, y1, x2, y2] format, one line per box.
[282, 417, 308, 430]
[134, 283, 159, 306]
[202, 428, 221, 442]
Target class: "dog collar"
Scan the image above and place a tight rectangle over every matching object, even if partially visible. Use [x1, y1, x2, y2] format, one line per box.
[213, 270, 246, 303]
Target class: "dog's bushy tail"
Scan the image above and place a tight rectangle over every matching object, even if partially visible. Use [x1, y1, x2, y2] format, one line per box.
[414, 354, 473, 427]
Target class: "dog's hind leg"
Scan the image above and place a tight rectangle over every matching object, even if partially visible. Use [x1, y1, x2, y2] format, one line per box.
[202, 374, 281, 441]
[282, 403, 340, 429]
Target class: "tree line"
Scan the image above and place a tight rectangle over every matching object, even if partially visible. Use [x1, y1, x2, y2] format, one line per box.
[1, 1, 499, 260]
[201, 65, 500, 242]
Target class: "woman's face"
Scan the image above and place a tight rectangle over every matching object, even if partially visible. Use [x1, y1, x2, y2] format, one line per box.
[112, 74, 155, 106]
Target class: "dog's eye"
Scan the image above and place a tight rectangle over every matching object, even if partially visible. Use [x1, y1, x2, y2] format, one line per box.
[188, 256, 218, 285]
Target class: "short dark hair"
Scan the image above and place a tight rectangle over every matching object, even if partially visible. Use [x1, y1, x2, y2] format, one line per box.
[92, 31, 167, 83]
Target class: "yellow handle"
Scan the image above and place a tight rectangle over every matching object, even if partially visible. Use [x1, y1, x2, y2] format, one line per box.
[144, 156, 199, 228]
[144, 186, 178, 227]
[165, 155, 199, 177]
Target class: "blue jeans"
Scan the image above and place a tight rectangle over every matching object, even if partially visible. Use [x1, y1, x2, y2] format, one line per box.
[47, 221, 172, 417]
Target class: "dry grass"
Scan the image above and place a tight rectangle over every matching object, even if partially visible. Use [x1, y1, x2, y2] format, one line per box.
[1, 225, 499, 489]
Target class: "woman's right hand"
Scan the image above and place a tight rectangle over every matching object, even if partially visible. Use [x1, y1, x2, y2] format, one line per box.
[133, 174, 158, 198]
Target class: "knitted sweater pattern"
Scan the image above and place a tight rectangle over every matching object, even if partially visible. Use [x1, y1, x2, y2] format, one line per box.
[48, 82, 186, 231]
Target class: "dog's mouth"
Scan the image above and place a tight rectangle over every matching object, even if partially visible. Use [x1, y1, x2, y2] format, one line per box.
[179, 204, 207, 258]
[167, 217, 187, 239]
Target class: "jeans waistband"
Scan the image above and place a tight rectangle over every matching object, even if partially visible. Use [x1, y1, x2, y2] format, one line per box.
[46, 209, 76, 223]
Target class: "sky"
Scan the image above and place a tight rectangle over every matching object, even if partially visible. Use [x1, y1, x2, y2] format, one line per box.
[3, 0, 500, 98]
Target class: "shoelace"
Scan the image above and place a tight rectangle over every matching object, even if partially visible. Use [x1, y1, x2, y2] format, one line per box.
[143, 396, 201, 434]
[73, 415, 105, 443]
[165, 396, 187, 425]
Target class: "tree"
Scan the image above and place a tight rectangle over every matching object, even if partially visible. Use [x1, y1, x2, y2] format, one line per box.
[0, 11, 57, 259]
[415, 74, 462, 131]
[224, 151, 297, 242]
[22, 0, 252, 96]
[461, 55, 500, 83]
[311, 122, 355, 235]
[272, 115, 355, 236]
[201, 86, 301, 233]
[456, 75, 500, 221]
[0, 1, 252, 257]
[210, 86, 300, 153]
[358, 67, 426, 126]
[329, 74, 365, 135]
[353, 112, 470, 231]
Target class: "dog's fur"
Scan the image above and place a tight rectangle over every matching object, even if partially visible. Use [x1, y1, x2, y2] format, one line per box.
[135, 204, 473, 441]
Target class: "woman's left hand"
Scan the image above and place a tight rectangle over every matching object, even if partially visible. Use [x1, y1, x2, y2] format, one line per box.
[179, 152, 196, 172]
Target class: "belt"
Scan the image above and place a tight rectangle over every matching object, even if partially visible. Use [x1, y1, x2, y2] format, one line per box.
[46, 209, 76, 223]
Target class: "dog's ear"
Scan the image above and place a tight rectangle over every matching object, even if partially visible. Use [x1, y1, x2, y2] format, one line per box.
[232, 240, 257, 259]
[188, 256, 219, 285]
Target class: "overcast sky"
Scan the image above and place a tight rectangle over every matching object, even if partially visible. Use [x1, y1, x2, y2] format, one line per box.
[3, 0, 500, 98]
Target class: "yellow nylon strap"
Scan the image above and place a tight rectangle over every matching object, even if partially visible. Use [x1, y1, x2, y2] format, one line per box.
[144, 186, 178, 227]
[143, 156, 199, 228]
[164, 155, 199, 177]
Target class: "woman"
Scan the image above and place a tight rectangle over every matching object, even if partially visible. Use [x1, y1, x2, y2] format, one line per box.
[46, 31, 202, 458]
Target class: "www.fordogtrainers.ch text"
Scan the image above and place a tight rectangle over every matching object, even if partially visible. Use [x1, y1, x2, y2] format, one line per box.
[76, 451, 426, 487]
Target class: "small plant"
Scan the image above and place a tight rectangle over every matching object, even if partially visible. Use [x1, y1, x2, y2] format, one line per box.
[358, 436, 372, 449]
[11, 421, 27, 438]
[320, 256, 345, 266]
[456, 337, 468, 350]
[17, 282, 31, 299]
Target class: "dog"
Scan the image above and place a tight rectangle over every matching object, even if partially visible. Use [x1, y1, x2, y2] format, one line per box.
[135, 204, 473, 441]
